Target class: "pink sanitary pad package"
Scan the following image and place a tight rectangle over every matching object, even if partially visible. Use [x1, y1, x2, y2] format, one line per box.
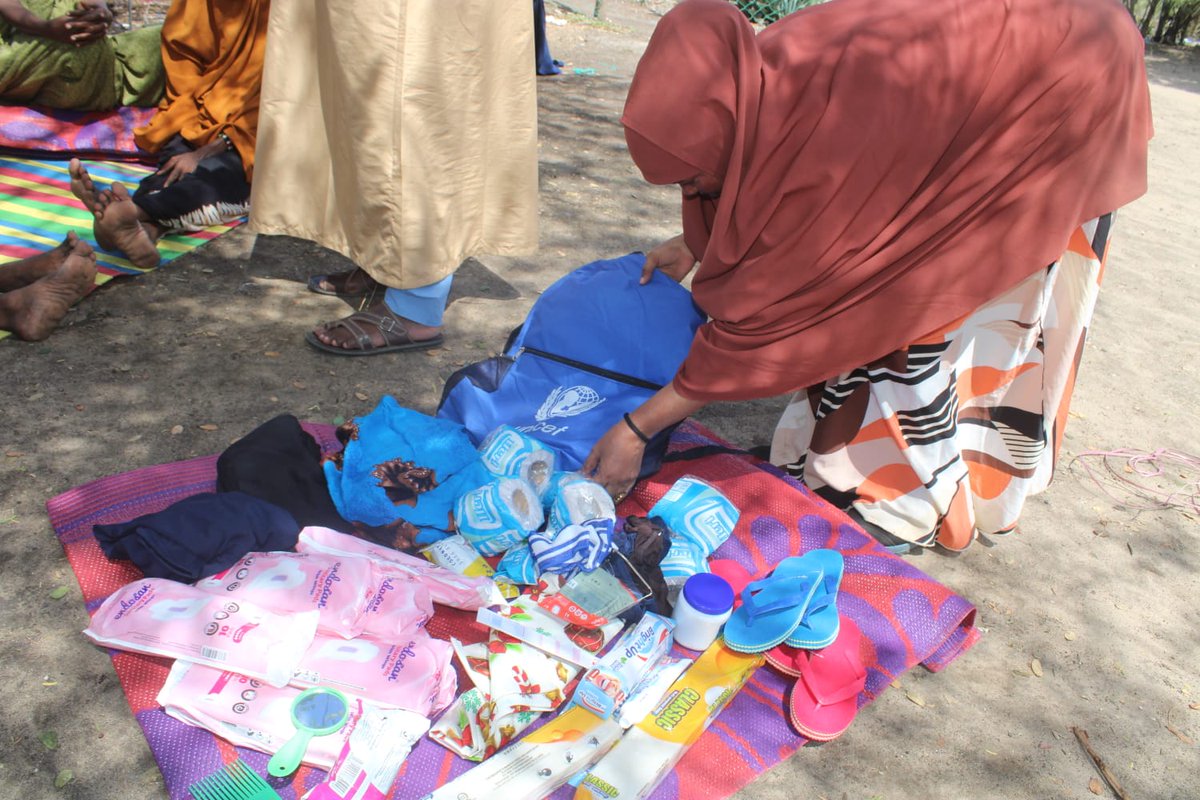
[85, 578, 318, 687]
[195, 551, 373, 639]
[291, 633, 458, 717]
[297, 527, 501, 610]
[358, 567, 434, 642]
[157, 660, 353, 769]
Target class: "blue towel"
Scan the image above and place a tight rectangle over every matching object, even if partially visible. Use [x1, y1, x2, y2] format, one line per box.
[323, 397, 491, 541]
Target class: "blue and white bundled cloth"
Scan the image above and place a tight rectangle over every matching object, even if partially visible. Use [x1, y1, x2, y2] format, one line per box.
[528, 518, 615, 575]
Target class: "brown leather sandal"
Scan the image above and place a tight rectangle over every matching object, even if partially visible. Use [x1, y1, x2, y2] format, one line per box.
[304, 306, 443, 356]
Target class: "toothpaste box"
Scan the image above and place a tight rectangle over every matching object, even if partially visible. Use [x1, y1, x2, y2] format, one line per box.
[419, 705, 623, 800]
[572, 612, 674, 720]
[574, 641, 764, 800]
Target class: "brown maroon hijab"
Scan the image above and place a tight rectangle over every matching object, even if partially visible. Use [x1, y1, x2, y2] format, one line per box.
[622, 0, 1152, 402]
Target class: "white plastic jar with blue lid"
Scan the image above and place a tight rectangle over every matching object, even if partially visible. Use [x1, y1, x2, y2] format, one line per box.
[672, 572, 735, 651]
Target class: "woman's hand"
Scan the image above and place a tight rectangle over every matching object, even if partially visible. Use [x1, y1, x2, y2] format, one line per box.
[62, 1, 111, 44]
[583, 386, 708, 502]
[582, 419, 646, 502]
[640, 234, 697, 284]
[157, 150, 206, 187]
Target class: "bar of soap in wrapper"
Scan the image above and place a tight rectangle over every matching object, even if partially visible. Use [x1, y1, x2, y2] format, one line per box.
[574, 641, 764, 800]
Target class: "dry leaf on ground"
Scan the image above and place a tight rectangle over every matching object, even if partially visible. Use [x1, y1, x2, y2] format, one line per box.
[1166, 724, 1194, 745]
[1031, 658, 1044, 677]
[906, 691, 926, 707]
[355, 392, 369, 401]
[198, 423, 219, 431]
[170, 425, 184, 435]
[1088, 776, 1104, 795]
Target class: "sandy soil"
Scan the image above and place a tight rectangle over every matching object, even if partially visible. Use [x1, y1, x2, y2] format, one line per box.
[1, 2, 1197, 798]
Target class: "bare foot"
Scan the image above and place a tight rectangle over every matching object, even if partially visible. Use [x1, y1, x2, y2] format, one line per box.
[0, 240, 97, 341]
[0, 232, 84, 292]
[69, 159, 118, 252]
[93, 182, 161, 269]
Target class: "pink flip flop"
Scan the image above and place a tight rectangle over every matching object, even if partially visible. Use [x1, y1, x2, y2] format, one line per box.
[785, 615, 867, 742]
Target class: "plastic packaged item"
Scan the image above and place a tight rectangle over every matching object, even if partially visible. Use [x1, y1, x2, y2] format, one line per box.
[455, 477, 544, 556]
[358, 566, 434, 642]
[297, 526, 500, 610]
[615, 655, 692, 729]
[477, 425, 558, 499]
[85, 578, 318, 687]
[548, 479, 616, 534]
[421, 705, 624, 800]
[476, 592, 625, 669]
[195, 551, 373, 639]
[428, 686, 541, 762]
[291, 633, 457, 717]
[158, 661, 352, 769]
[575, 642, 764, 800]
[671, 573, 734, 651]
[648, 475, 738, 548]
[542, 470, 589, 509]
[648, 476, 740, 586]
[303, 707, 430, 800]
[573, 612, 675, 719]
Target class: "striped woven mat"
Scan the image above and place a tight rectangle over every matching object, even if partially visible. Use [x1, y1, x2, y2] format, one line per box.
[0, 156, 243, 339]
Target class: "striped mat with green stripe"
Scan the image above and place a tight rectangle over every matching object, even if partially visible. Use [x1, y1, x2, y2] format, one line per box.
[0, 156, 243, 339]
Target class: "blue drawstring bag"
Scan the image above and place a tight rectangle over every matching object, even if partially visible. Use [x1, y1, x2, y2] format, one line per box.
[437, 253, 705, 477]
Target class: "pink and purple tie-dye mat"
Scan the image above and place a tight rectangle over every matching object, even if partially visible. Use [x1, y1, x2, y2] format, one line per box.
[0, 104, 155, 161]
[46, 419, 980, 800]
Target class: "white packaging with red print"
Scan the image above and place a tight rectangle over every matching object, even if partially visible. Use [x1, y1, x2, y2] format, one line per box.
[291, 632, 458, 717]
[358, 565, 435, 642]
[296, 526, 502, 610]
[195, 551, 373, 639]
[84, 578, 318, 687]
[157, 660, 351, 769]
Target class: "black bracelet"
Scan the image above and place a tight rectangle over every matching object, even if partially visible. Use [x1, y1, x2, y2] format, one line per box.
[217, 132, 234, 152]
[622, 412, 651, 445]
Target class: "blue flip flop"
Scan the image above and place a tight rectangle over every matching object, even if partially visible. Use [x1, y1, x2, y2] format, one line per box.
[722, 568, 824, 654]
[779, 549, 844, 649]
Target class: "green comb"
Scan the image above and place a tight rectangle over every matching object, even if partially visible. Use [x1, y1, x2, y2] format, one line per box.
[188, 759, 282, 800]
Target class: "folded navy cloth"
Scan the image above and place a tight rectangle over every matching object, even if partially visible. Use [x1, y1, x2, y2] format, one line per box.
[217, 413, 351, 531]
[93, 492, 300, 583]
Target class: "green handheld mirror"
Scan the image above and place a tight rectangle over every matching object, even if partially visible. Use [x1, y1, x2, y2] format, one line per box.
[267, 686, 350, 778]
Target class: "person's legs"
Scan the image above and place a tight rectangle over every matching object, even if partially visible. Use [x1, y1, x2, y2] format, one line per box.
[0, 236, 96, 341]
[0, 232, 83, 291]
[307, 275, 453, 355]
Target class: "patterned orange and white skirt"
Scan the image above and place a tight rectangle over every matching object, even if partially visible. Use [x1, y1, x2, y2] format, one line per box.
[770, 214, 1116, 550]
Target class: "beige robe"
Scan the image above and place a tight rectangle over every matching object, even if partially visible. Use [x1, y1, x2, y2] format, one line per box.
[248, 0, 538, 288]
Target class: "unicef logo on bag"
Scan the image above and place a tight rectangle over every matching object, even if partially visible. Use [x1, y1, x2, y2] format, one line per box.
[535, 386, 606, 421]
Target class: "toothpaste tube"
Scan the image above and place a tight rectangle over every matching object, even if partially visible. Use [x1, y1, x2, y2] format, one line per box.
[616, 655, 692, 729]
[572, 612, 674, 719]
[575, 642, 764, 800]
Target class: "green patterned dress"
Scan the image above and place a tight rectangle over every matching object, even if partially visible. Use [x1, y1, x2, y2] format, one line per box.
[0, 0, 163, 110]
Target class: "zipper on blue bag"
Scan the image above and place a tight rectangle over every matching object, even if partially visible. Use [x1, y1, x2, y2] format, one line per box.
[517, 346, 663, 391]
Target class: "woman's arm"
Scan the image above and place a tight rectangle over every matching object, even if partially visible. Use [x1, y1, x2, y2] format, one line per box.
[582, 381, 707, 499]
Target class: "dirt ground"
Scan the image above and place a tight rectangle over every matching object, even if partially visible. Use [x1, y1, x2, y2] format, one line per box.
[1, 1, 1197, 798]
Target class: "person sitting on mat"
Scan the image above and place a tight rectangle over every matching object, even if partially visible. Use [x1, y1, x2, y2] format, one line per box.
[0, 0, 164, 110]
[248, 0, 537, 356]
[0, 231, 97, 341]
[66, 0, 269, 269]
[583, 0, 1152, 553]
